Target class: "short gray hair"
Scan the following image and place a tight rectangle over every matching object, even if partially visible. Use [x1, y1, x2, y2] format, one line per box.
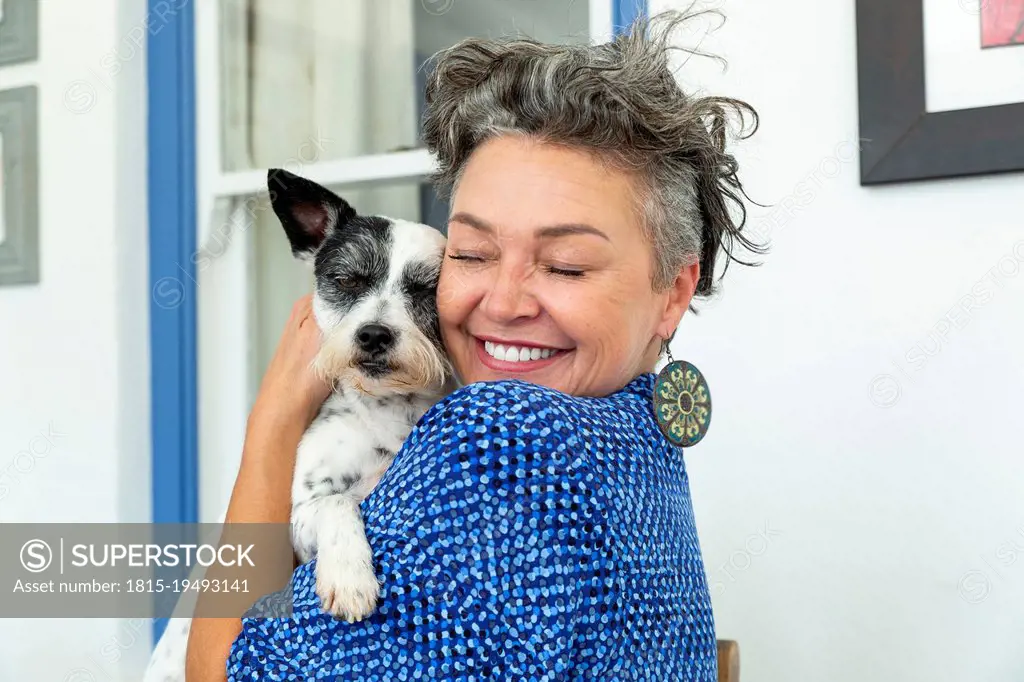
[422, 8, 766, 310]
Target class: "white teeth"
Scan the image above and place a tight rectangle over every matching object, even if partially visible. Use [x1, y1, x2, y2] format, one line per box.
[482, 340, 557, 363]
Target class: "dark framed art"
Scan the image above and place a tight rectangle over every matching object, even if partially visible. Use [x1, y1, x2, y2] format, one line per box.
[0, 86, 39, 286]
[855, 0, 1024, 185]
[981, 0, 1024, 47]
[0, 0, 40, 66]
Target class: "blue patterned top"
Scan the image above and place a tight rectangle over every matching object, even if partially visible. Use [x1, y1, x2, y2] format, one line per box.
[228, 373, 717, 681]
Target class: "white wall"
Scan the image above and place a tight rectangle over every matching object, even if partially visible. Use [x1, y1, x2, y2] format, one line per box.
[652, 1, 1024, 679]
[0, 0, 151, 678]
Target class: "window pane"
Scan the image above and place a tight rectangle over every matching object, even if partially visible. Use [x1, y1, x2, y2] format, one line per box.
[218, 0, 590, 171]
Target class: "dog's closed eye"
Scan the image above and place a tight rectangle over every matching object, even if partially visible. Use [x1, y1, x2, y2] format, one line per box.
[405, 281, 436, 299]
[335, 275, 369, 291]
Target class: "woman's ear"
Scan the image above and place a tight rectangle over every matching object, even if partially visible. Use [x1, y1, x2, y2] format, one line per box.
[657, 261, 700, 340]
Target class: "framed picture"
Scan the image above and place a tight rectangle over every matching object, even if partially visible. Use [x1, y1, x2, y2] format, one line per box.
[0, 86, 39, 286]
[0, 0, 39, 66]
[855, 0, 1024, 184]
[982, 0, 1024, 47]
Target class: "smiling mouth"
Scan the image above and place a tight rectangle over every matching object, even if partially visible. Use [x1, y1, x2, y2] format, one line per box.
[474, 337, 572, 370]
[484, 340, 560, 362]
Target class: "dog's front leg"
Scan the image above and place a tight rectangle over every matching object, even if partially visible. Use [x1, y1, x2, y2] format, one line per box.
[292, 494, 380, 622]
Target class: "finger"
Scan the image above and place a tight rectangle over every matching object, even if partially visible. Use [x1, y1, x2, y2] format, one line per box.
[297, 302, 317, 330]
[290, 295, 315, 329]
[291, 294, 312, 318]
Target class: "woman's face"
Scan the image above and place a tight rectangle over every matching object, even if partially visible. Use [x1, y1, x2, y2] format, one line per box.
[437, 135, 697, 397]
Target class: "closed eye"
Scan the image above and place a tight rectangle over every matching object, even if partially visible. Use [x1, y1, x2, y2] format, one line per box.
[335, 274, 369, 290]
[545, 265, 585, 278]
[406, 281, 436, 298]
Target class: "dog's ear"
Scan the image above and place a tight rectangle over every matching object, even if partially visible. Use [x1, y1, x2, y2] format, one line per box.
[267, 168, 357, 262]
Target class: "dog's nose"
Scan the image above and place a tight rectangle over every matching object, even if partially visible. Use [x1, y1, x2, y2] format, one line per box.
[355, 323, 394, 355]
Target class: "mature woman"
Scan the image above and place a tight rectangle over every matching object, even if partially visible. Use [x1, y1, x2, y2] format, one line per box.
[188, 10, 761, 681]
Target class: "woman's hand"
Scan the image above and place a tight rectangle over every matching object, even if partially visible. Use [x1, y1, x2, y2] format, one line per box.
[245, 294, 332, 448]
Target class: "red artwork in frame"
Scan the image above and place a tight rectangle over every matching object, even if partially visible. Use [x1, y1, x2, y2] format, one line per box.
[981, 0, 1024, 47]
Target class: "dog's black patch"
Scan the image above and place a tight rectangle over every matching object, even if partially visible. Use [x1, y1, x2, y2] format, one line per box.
[400, 260, 443, 347]
[314, 217, 394, 315]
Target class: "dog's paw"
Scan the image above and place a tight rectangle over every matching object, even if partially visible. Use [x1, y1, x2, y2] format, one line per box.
[315, 546, 380, 623]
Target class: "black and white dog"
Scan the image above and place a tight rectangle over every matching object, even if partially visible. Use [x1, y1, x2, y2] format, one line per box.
[143, 169, 455, 681]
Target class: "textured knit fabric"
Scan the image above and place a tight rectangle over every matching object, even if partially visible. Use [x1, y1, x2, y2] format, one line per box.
[228, 373, 717, 681]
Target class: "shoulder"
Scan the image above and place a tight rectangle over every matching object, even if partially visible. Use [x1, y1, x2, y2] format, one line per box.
[368, 378, 608, 532]
[414, 378, 580, 443]
[405, 378, 654, 466]
[437, 377, 578, 412]
[393, 379, 590, 484]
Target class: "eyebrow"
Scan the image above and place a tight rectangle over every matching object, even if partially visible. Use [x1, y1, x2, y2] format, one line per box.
[448, 212, 611, 242]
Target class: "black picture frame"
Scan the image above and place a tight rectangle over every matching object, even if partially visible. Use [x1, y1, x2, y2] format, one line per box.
[855, 0, 1024, 185]
[0, 0, 40, 67]
[0, 86, 40, 286]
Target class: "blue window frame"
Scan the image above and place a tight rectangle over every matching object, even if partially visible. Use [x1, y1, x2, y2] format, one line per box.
[614, 0, 648, 32]
[147, 0, 197, 643]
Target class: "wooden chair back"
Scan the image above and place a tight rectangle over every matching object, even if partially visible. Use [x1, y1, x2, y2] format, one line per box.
[717, 640, 740, 682]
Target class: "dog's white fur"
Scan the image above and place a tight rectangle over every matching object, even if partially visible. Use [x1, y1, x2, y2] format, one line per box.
[142, 206, 452, 681]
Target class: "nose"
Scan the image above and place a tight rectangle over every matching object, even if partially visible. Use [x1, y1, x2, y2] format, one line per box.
[355, 323, 394, 356]
[481, 263, 539, 322]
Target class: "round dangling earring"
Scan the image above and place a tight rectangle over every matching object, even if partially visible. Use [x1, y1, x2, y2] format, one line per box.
[652, 338, 713, 447]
